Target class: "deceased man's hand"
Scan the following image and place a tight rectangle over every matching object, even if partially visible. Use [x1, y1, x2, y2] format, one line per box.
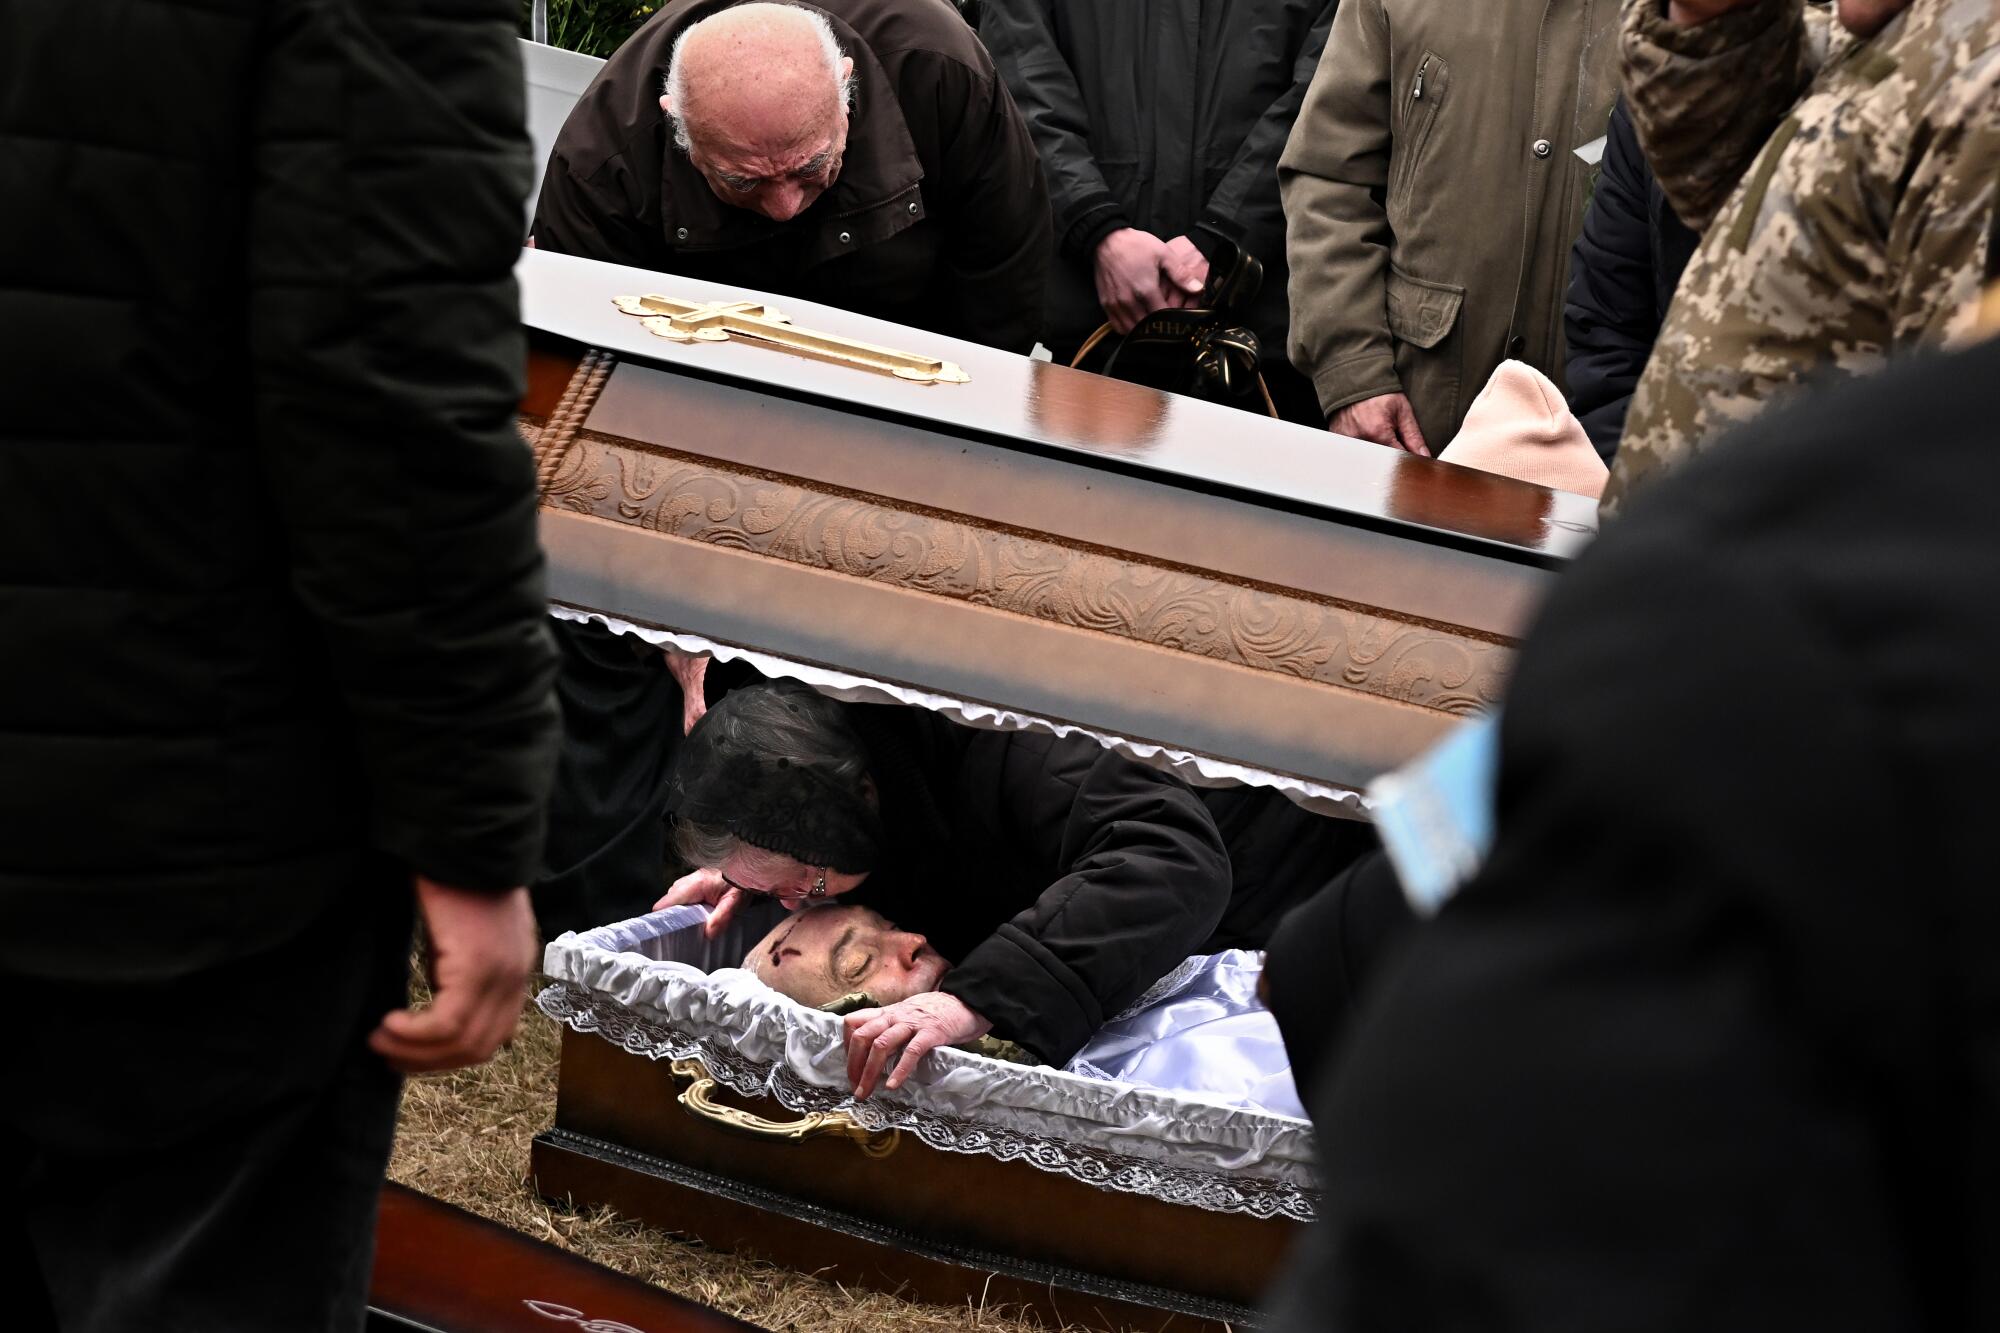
[843, 991, 992, 1099]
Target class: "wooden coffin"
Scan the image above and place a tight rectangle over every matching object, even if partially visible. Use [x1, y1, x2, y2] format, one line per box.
[517, 248, 1593, 1330]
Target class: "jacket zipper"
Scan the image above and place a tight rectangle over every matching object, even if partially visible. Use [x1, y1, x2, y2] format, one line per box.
[1393, 56, 1441, 212]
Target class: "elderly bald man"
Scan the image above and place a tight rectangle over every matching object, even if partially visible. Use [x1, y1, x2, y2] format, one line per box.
[534, 0, 1052, 352]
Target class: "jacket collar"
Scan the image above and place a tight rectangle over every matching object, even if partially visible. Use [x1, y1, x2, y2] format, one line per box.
[655, 0, 928, 258]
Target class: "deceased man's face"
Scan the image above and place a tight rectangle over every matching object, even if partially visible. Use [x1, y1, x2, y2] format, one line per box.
[745, 905, 948, 1009]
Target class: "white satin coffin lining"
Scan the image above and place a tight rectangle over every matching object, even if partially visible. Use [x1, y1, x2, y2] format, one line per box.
[540, 911, 1322, 1221]
[547, 604, 1373, 819]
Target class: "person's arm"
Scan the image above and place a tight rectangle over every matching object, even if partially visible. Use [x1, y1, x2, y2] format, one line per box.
[1620, 0, 1818, 231]
[1887, 50, 2000, 345]
[1195, 2, 1338, 266]
[1278, 0, 1423, 448]
[529, 139, 665, 265]
[1260, 848, 1415, 1098]
[937, 735, 1232, 1068]
[247, 0, 561, 1063]
[910, 50, 1054, 353]
[1564, 101, 1667, 458]
[977, 1, 1129, 267]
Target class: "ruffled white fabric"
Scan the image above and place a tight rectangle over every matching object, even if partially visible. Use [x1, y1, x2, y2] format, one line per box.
[540, 908, 1322, 1221]
[1074, 949, 1306, 1121]
[549, 604, 1372, 820]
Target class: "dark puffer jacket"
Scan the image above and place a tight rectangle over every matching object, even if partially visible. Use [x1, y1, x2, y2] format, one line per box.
[0, 0, 561, 980]
[1564, 98, 1700, 457]
[979, 0, 1336, 358]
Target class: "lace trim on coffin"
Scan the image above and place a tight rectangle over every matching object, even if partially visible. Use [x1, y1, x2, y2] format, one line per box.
[537, 983, 1320, 1223]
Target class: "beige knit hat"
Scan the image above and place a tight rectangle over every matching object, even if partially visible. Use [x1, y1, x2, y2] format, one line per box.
[1439, 360, 1608, 500]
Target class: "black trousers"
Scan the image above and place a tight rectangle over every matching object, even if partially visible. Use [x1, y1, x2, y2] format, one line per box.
[6, 870, 411, 1332]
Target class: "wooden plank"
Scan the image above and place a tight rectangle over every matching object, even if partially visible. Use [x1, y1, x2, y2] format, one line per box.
[368, 1182, 763, 1333]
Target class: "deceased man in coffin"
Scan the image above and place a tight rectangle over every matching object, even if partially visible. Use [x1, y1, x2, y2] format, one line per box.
[652, 677, 1410, 1098]
[743, 901, 1307, 1119]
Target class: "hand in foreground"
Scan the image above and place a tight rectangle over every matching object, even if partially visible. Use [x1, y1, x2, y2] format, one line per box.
[1094, 228, 1175, 333]
[654, 865, 744, 939]
[1834, 0, 1914, 36]
[1665, 0, 1764, 22]
[1162, 235, 1211, 305]
[662, 645, 710, 735]
[1329, 392, 1430, 458]
[370, 878, 538, 1074]
[844, 991, 991, 1099]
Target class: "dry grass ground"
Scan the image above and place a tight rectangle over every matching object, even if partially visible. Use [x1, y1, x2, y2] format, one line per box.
[386, 975, 1093, 1333]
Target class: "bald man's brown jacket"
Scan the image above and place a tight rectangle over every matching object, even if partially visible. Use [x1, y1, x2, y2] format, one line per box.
[533, 0, 1052, 353]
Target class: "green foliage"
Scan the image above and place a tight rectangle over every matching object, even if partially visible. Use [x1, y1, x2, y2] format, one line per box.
[522, 0, 661, 59]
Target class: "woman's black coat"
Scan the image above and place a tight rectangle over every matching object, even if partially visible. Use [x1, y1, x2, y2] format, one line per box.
[852, 704, 1375, 1067]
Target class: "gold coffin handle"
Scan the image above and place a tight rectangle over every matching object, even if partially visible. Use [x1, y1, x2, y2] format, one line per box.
[670, 1058, 899, 1158]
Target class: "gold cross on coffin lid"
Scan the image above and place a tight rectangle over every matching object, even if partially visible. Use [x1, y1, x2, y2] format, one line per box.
[611, 294, 970, 384]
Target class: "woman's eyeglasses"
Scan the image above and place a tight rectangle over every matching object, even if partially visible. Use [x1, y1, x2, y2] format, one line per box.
[718, 868, 829, 904]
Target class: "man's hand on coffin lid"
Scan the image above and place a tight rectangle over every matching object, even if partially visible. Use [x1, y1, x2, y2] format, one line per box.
[1329, 392, 1431, 458]
[656, 865, 744, 939]
[662, 646, 710, 736]
[844, 991, 992, 1098]
[370, 878, 538, 1074]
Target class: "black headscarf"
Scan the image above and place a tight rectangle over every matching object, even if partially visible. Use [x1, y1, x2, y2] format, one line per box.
[663, 681, 884, 873]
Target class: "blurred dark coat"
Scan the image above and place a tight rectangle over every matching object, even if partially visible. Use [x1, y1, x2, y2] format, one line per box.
[0, 0, 561, 982]
[1563, 99, 1698, 457]
[0, 0, 559, 1322]
[979, 0, 1335, 360]
[1267, 338, 2000, 1331]
[532, 0, 1052, 352]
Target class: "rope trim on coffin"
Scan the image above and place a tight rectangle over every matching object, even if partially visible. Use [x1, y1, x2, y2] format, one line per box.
[537, 982, 1320, 1223]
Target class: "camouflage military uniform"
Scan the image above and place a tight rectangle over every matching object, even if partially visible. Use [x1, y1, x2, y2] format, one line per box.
[1607, 0, 2000, 511]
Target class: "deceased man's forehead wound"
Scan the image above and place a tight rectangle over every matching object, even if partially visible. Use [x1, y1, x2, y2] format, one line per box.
[766, 919, 805, 967]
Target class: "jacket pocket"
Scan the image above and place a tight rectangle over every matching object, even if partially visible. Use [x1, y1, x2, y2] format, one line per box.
[1390, 51, 1450, 217]
[1385, 264, 1467, 443]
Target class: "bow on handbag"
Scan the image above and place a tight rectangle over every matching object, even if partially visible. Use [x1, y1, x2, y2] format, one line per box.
[1069, 239, 1279, 417]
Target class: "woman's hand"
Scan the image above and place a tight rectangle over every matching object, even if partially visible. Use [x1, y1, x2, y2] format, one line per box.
[843, 991, 992, 1099]
[653, 866, 745, 939]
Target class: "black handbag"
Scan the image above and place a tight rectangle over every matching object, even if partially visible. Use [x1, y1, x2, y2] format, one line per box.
[1069, 239, 1279, 417]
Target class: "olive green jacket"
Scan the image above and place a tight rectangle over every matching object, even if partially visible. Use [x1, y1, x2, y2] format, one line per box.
[1279, 0, 1621, 446]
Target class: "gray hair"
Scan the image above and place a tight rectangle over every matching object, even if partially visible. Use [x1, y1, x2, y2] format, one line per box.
[662, 3, 854, 154]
